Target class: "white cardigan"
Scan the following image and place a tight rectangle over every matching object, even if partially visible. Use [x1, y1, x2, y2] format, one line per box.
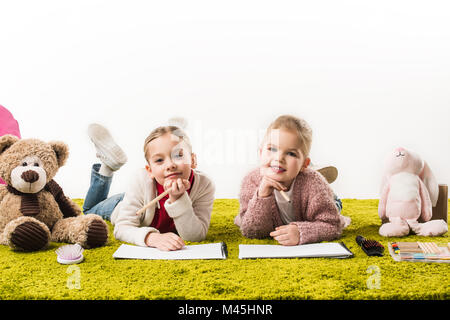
[111, 168, 215, 247]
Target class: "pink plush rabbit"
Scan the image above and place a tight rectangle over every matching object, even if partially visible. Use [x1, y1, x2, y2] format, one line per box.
[378, 147, 447, 237]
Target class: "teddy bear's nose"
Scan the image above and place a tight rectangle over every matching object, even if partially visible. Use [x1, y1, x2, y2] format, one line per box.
[21, 170, 40, 183]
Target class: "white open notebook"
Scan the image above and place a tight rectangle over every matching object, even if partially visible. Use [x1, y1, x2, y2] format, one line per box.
[238, 242, 353, 259]
[113, 242, 228, 260]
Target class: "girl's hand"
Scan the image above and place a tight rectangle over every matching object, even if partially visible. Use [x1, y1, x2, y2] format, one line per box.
[269, 224, 300, 246]
[258, 175, 287, 198]
[164, 178, 190, 203]
[145, 232, 185, 251]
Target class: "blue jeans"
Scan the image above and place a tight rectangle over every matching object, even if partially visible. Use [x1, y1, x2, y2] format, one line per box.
[335, 194, 343, 213]
[83, 163, 124, 221]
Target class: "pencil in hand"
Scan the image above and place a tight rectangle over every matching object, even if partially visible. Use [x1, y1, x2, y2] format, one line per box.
[136, 189, 170, 215]
[280, 190, 290, 202]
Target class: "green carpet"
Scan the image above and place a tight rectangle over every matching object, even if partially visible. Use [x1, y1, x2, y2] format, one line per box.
[0, 199, 448, 300]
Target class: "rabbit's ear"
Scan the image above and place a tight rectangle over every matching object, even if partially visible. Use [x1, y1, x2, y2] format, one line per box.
[419, 161, 439, 207]
[379, 173, 389, 195]
[379, 154, 392, 195]
[378, 183, 390, 223]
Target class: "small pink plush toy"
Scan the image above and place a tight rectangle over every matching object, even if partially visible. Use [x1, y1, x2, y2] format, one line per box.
[378, 147, 447, 237]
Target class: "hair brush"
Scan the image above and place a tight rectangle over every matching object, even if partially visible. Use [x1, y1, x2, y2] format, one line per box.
[55, 244, 84, 264]
[355, 235, 384, 257]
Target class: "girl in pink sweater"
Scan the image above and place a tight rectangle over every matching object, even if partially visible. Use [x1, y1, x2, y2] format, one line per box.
[235, 115, 350, 245]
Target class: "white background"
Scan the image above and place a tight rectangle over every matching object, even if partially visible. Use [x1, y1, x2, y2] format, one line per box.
[1, 0, 449, 199]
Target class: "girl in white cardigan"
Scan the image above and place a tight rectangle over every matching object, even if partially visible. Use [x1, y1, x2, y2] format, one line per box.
[82, 122, 215, 251]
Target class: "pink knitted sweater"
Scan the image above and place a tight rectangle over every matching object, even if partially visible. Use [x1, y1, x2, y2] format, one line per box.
[236, 167, 343, 245]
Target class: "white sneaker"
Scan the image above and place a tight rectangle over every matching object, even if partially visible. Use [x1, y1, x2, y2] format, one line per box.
[88, 123, 128, 171]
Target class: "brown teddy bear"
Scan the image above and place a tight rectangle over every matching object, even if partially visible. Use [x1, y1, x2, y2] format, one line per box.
[0, 134, 108, 251]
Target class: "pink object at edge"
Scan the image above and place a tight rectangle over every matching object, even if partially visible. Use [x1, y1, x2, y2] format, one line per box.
[0, 105, 21, 185]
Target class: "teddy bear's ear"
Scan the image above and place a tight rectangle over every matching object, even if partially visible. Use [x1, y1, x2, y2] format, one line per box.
[0, 134, 19, 155]
[49, 141, 69, 167]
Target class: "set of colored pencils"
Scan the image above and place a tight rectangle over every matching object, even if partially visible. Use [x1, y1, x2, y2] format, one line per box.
[390, 242, 450, 261]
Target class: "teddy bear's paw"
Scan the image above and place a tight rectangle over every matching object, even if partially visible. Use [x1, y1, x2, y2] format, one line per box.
[415, 220, 448, 237]
[10, 220, 49, 251]
[379, 222, 410, 237]
[85, 219, 108, 248]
